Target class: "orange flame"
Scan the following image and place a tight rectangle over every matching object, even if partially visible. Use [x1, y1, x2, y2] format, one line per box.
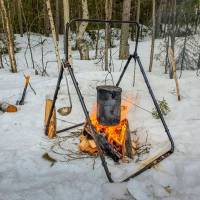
[89, 96, 133, 156]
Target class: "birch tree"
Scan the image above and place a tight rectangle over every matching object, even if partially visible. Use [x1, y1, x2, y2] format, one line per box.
[0, 53, 3, 68]
[63, 0, 72, 64]
[46, 0, 61, 69]
[119, 0, 132, 59]
[105, 0, 113, 70]
[155, 0, 164, 38]
[77, 0, 89, 60]
[44, 0, 50, 37]
[136, 0, 141, 24]
[0, 0, 17, 73]
[169, 0, 176, 78]
[17, 0, 23, 37]
[149, 0, 156, 72]
[0, 20, 4, 69]
[55, 0, 60, 41]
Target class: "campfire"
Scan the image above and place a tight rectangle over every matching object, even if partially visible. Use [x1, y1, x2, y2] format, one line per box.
[79, 85, 135, 161]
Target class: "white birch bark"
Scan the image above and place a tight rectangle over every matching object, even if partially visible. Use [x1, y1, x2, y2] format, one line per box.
[136, 0, 140, 24]
[17, 0, 23, 37]
[55, 0, 60, 41]
[0, 0, 17, 73]
[46, 0, 61, 69]
[119, 0, 131, 59]
[77, 0, 89, 60]
[149, 0, 156, 72]
[63, 0, 72, 64]
[105, 0, 113, 70]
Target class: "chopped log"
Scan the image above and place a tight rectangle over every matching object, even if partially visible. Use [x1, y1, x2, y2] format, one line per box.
[0, 102, 17, 112]
[44, 98, 56, 139]
[125, 122, 134, 159]
[168, 47, 181, 101]
[79, 135, 97, 154]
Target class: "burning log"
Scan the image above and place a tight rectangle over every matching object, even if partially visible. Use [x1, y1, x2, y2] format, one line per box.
[79, 85, 134, 161]
[81, 119, 133, 161]
[81, 124, 121, 162]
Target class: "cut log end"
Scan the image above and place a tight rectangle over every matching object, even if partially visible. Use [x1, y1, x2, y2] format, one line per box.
[6, 105, 17, 112]
[0, 102, 17, 113]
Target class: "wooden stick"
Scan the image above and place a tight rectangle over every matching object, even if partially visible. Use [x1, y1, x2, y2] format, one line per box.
[168, 47, 181, 101]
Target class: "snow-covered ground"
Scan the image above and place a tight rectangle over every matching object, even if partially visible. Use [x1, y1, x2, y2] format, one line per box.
[0, 34, 200, 200]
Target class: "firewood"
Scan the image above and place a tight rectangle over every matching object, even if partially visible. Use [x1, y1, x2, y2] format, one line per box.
[44, 98, 56, 139]
[0, 102, 17, 112]
[125, 122, 134, 159]
[88, 140, 96, 149]
[79, 135, 97, 154]
[131, 141, 137, 150]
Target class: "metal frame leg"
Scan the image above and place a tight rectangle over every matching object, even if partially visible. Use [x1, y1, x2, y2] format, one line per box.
[66, 63, 114, 182]
[115, 54, 174, 181]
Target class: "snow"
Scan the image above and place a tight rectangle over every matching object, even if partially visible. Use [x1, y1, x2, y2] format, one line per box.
[0, 34, 200, 200]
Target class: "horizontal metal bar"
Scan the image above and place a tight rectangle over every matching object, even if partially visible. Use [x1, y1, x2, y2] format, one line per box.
[56, 122, 84, 134]
[65, 19, 140, 60]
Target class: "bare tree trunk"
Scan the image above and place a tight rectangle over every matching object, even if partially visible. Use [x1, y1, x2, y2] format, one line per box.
[77, 0, 89, 60]
[170, 0, 176, 53]
[44, 0, 50, 37]
[21, 3, 35, 70]
[105, 0, 113, 70]
[169, 0, 176, 79]
[155, 1, 162, 38]
[63, 0, 72, 64]
[17, 0, 23, 37]
[95, 0, 101, 59]
[119, 0, 131, 59]
[164, 0, 170, 74]
[131, 0, 140, 40]
[0, 0, 17, 73]
[55, 0, 60, 41]
[165, 33, 170, 74]
[46, 0, 61, 69]
[149, 0, 156, 72]
[136, 0, 140, 24]
[0, 13, 4, 68]
[0, 52, 3, 68]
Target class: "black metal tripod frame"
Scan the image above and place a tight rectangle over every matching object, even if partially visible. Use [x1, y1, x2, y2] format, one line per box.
[45, 19, 174, 183]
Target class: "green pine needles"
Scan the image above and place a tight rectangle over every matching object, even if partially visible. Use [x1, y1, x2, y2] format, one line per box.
[152, 98, 170, 119]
